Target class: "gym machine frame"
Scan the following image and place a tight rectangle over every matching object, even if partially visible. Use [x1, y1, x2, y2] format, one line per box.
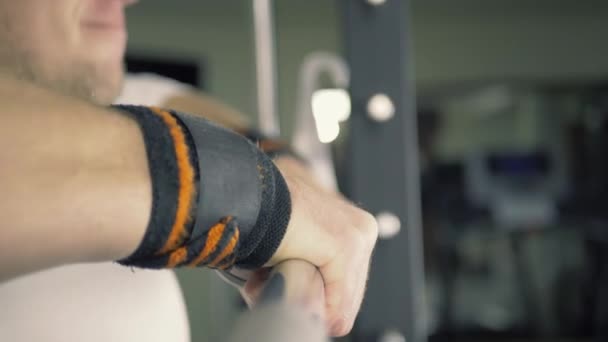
[230, 1, 426, 341]
[340, 1, 426, 342]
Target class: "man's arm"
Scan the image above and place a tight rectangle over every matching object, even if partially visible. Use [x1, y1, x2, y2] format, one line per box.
[0, 75, 377, 336]
[0, 74, 150, 280]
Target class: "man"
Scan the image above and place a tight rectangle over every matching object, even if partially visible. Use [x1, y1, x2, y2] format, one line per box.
[0, 0, 377, 340]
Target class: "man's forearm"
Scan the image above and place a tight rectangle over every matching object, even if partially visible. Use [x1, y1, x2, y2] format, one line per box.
[0, 75, 150, 280]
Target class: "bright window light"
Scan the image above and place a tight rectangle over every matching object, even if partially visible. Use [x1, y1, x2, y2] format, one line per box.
[310, 88, 350, 144]
[311, 88, 351, 122]
[314, 116, 341, 144]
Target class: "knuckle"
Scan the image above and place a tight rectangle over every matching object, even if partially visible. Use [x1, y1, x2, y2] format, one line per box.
[355, 210, 379, 246]
[344, 209, 378, 252]
[333, 319, 355, 337]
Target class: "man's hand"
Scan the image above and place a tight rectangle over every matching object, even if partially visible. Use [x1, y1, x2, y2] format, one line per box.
[265, 157, 378, 336]
[161, 88, 377, 335]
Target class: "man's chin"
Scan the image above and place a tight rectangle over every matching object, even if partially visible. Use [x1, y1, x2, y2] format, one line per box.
[91, 72, 124, 105]
[78, 63, 125, 105]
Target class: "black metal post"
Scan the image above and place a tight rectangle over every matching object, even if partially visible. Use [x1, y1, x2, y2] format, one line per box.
[340, 1, 426, 341]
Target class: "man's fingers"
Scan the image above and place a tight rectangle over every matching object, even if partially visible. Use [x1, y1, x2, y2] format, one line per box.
[329, 249, 374, 336]
[269, 158, 379, 337]
[321, 258, 364, 335]
[325, 213, 378, 336]
[270, 260, 326, 317]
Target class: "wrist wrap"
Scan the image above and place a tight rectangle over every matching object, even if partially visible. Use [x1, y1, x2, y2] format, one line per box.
[114, 105, 291, 270]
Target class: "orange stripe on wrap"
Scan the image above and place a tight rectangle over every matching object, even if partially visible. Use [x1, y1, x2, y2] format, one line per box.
[218, 254, 237, 270]
[187, 220, 227, 267]
[166, 247, 188, 268]
[208, 229, 239, 268]
[150, 107, 196, 255]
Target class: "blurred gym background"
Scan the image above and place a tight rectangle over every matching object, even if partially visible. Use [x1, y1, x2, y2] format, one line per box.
[124, 1, 608, 341]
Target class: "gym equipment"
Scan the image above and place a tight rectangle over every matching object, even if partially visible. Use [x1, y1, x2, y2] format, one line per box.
[225, 1, 426, 341]
[341, 1, 426, 342]
[226, 260, 328, 342]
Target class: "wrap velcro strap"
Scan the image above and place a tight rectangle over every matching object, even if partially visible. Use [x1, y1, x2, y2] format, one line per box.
[170, 112, 262, 252]
[172, 112, 292, 268]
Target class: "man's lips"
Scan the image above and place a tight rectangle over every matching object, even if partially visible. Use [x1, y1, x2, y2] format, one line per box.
[82, 20, 125, 31]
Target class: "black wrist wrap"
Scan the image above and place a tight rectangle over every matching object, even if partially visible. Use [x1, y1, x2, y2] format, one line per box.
[113, 105, 291, 270]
